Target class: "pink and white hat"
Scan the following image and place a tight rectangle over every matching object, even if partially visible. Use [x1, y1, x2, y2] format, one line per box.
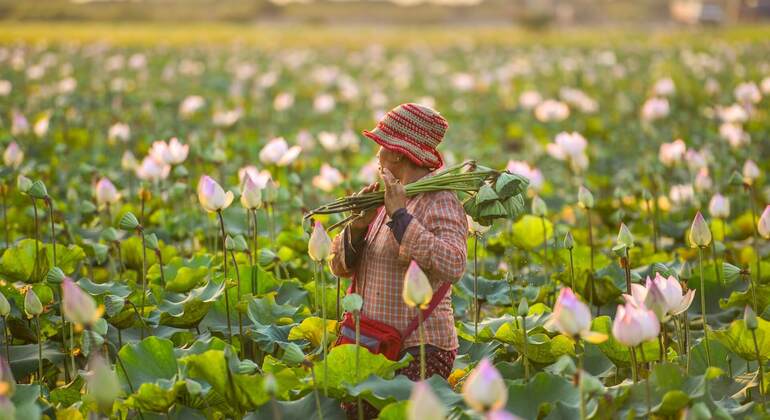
[363, 103, 448, 170]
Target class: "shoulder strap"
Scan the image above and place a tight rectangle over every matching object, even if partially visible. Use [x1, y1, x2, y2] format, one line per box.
[402, 280, 452, 339]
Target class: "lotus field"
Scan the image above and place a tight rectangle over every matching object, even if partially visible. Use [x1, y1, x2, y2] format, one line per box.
[2, 25, 770, 419]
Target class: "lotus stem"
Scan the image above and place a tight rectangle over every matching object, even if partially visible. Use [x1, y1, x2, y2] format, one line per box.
[2, 184, 8, 249]
[251, 209, 259, 295]
[310, 363, 324, 420]
[31, 197, 40, 281]
[711, 241, 721, 287]
[139, 228, 148, 340]
[568, 247, 575, 290]
[629, 345, 638, 383]
[217, 210, 233, 345]
[748, 186, 761, 286]
[698, 247, 711, 367]
[521, 314, 529, 381]
[623, 248, 632, 294]
[156, 249, 165, 285]
[36, 315, 43, 391]
[578, 342, 586, 420]
[473, 233, 479, 340]
[318, 261, 328, 395]
[751, 328, 766, 405]
[640, 345, 651, 415]
[230, 250, 244, 358]
[418, 309, 426, 381]
[2, 316, 8, 360]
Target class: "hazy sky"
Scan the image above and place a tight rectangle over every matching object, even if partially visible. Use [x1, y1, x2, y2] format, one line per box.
[70, 0, 485, 5]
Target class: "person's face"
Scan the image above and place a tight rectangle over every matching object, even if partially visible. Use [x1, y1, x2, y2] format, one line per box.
[376, 146, 403, 174]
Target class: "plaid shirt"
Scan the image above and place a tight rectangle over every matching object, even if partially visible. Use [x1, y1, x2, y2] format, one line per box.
[329, 189, 468, 351]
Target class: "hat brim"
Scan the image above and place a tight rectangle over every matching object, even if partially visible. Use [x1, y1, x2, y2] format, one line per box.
[363, 129, 443, 170]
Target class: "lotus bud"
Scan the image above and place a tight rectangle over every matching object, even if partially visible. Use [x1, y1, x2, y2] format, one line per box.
[742, 159, 760, 185]
[139, 187, 152, 202]
[308, 221, 331, 262]
[611, 302, 660, 347]
[650, 273, 695, 317]
[545, 287, 591, 337]
[461, 358, 507, 413]
[708, 193, 730, 219]
[94, 177, 120, 206]
[728, 170, 744, 187]
[408, 381, 446, 420]
[263, 178, 278, 204]
[24, 289, 43, 318]
[744, 305, 758, 330]
[62, 277, 103, 327]
[121, 151, 138, 172]
[232, 235, 248, 252]
[758, 205, 770, 239]
[197, 175, 234, 213]
[577, 185, 594, 209]
[563, 231, 574, 250]
[28, 180, 48, 199]
[689, 211, 712, 247]
[531, 196, 547, 217]
[118, 212, 140, 231]
[16, 175, 32, 194]
[0, 293, 9, 318]
[403, 260, 433, 309]
[517, 297, 528, 317]
[86, 353, 121, 414]
[616, 223, 634, 249]
[240, 174, 263, 210]
[3, 142, 23, 169]
[144, 233, 159, 251]
[280, 342, 306, 366]
[342, 293, 363, 313]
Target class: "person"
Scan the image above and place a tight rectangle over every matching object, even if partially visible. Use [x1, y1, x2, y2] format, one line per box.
[328, 103, 468, 419]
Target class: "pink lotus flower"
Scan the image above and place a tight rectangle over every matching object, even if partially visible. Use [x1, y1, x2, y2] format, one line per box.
[641, 97, 669, 121]
[108, 122, 131, 143]
[238, 166, 272, 189]
[2, 141, 23, 169]
[658, 139, 686, 167]
[506, 161, 543, 191]
[653, 77, 676, 96]
[136, 156, 170, 182]
[62, 277, 103, 327]
[94, 177, 120, 206]
[612, 302, 660, 347]
[518, 90, 542, 110]
[734, 81, 761, 104]
[462, 358, 507, 413]
[407, 381, 446, 420]
[259, 137, 301, 166]
[240, 174, 262, 210]
[534, 99, 569, 122]
[708, 193, 730, 219]
[689, 211, 712, 248]
[545, 287, 607, 343]
[197, 175, 234, 213]
[179, 95, 205, 117]
[743, 160, 760, 185]
[312, 164, 344, 192]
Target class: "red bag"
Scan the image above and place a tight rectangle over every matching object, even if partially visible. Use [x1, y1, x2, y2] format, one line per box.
[335, 281, 451, 361]
[333, 206, 452, 360]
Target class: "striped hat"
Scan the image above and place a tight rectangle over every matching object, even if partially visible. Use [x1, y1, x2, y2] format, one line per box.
[363, 103, 448, 170]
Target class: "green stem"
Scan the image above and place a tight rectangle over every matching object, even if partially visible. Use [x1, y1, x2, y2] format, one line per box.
[473, 234, 479, 341]
[418, 310, 425, 381]
[629, 345, 638, 383]
[711, 241, 722, 287]
[569, 248, 575, 290]
[230, 250, 244, 358]
[318, 262, 328, 395]
[311, 364, 324, 420]
[36, 316, 43, 391]
[579, 343, 586, 420]
[749, 186, 761, 285]
[139, 229, 148, 340]
[2, 185, 9, 248]
[252, 209, 259, 295]
[217, 211, 233, 344]
[521, 315, 530, 381]
[623, 248, 632, 295]
[541, 216, 549, 282]
[640, 345, 651, 415]
[752, 329, 766, 405]
[31, 198, 40, 281]
[698, 247, 711, 367]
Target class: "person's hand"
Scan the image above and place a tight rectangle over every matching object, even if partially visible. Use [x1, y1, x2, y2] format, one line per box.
[349, 182, 380, 235]
[380, 168, 406, 217]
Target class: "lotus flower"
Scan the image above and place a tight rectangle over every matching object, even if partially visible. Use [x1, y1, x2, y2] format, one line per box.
[626, 274, 695, 319]
[462, 358, 507, 413]
[10, 110, 29, 136]
[259, 137, 301, 166]
[240, 174, 262, 210]
[0, 356, 15, 396]
[311, 164, 344, 192]
[658, 139, 686, 167]
[237, 166, 272, 189]
[197, 175, 234, 213]
[653, 77, 676, 96]
[545, 287, 607, 343]
[33, 114, 49, 138]
[0, 292, 9, 317]
[62, 277, 103, 327]
[407, 381, 446, 420]
[506, 160, 543, 191]
[403, 261, 433, 309]
[708, 193, 730, 219]
[313, 93, 336, 113]
[734, 81, 761, 104]
[534, 99, 569, 122]
[94, 177, 120, 206]
[611, 302, 660, 347]
[121, 151, 138, 172]
[531, 196, 547, 217]
[694, 168, 712, 192]
[163, 137, 189, 164]
[742, 160, 760, 185]
[616, 223, 634, 248]
[136, 156, 171, 182]
[108, 122, 131, 143]
[518, 90, 542, 109]
[759, 205, 770, 239]
[2, 142, 23, 169]
[689, 211, 712, 248]
[308, 221, 331, 262]
[86, 354, 121, 414]
[641, 97, 669, 121]
[179, 95, 205, 117]
[546, 131, 588, 171]
[467, 215, 491, 235]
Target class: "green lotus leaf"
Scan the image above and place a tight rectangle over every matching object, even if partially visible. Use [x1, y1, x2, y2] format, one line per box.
[314, 344, 411, 398]
[711, 317, 770, 361]
[504, 372, 581, 419]
[147, 255, 212, 293]
[0, 239, 84, 283]
[494, 322, 575, 364]
[345, 374, 463, 411]
[511, 215, 553, 251]
[159, 277, 225, 328]
[247, 294, 299, 326]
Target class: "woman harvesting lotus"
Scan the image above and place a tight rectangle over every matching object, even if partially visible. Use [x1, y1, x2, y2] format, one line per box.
[328, 103, 468, 418]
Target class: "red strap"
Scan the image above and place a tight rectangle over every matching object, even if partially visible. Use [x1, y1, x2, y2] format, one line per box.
[402, 280, 452, 339]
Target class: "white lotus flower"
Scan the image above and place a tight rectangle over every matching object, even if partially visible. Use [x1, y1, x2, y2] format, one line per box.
[259, 137, 302, 167]
[197, 175, 234, 213]
[312, 164, 344, 192]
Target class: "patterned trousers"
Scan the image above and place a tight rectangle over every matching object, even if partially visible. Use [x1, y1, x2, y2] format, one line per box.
[342, 345, 457, 420]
